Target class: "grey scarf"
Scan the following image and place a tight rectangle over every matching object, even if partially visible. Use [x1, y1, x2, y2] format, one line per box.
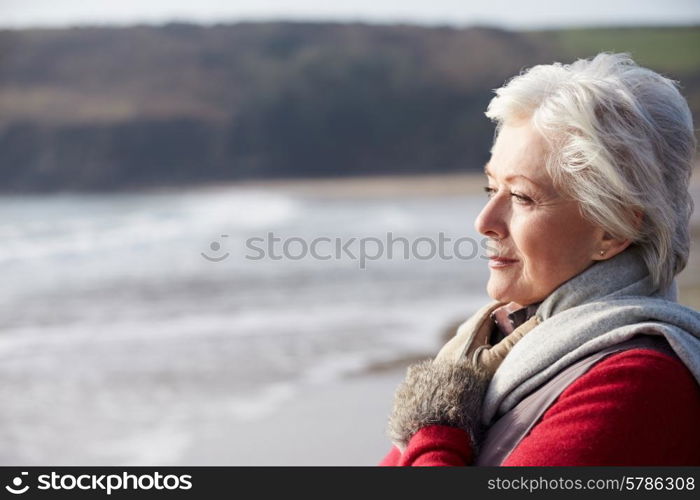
[482, 245, 700, 425]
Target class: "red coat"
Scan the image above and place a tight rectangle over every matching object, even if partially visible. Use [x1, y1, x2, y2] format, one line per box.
[379, 347, 700, 466]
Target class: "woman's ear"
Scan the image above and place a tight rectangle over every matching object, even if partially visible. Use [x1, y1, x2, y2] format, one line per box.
[595, 233, 632, 261]
[594, 210, 643, 261]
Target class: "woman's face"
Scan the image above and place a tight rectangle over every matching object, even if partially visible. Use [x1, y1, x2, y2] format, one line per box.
[475, 119, 606, 306]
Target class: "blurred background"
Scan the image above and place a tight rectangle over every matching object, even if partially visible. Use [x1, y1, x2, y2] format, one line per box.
[0, 0, 698, 465]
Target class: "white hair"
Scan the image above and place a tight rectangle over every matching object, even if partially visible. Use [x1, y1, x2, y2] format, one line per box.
[485, 52, 696, 293]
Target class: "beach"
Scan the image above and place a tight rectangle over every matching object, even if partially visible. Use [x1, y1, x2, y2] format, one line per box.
[0, 176, 487, 465]
[182, 368, 408, 465]
[183, 168, 700, 466]
[200, 168, 700, 466]
[1, 168, 698, 466]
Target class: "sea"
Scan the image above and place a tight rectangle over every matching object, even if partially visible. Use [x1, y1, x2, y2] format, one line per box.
[0, 184, 492, 464]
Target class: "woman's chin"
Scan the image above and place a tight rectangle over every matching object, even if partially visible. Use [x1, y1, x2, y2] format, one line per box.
[486, 280, 529, 306]
[486, 282, 513, 304]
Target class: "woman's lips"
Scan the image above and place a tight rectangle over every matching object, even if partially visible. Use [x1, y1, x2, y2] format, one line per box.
[488, 256, 519, 269]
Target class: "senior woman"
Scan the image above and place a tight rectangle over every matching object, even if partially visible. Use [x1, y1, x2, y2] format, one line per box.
[380, 52, 700, 466]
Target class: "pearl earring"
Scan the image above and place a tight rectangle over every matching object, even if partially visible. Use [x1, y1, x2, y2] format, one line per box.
[599, 250, 605, 256]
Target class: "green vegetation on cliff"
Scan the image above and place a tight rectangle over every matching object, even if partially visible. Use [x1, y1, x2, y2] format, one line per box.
[0, 23, 697, 191]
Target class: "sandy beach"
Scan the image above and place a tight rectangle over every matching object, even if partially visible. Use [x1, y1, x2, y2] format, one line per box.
[128, 167, 700, 465]
[2, 168, 697, 466]
[182, 368, 409, 466]
[190, 167, 700, 466]
[192, 171, 487, 199]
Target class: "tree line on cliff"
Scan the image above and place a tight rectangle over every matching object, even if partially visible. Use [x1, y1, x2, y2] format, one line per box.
[0, 22, 697, 191]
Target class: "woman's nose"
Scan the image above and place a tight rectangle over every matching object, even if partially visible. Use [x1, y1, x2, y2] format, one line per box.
[474, 195, 508, 240]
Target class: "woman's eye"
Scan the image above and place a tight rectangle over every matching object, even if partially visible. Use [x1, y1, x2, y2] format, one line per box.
[483, 186, 497, 198]
[483, 186, 533, 205]
[511, 192, 534, 204]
